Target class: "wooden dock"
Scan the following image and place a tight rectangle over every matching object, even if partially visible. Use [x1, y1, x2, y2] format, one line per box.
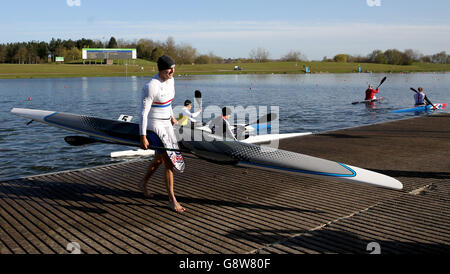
[1, 114, 449, 254]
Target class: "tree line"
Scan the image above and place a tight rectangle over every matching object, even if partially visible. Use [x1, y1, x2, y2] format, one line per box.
[0, 36, 223, 65]
[327, 49, 450, 65]
[0, 36, 448, 65]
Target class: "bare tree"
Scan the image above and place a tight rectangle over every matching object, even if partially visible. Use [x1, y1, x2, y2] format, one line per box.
[249, 47, 270, 62]
[281, 50, 307, 62]
[404, 49, 421, 62]
[164, 36, 177, 59]
[431, 51, 447, 64]
[177, 43, 197, 64]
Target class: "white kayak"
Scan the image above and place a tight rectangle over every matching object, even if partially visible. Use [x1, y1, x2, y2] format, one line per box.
[11, 107, 403, 190]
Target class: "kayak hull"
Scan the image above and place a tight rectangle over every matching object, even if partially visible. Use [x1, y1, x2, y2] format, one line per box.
[352, 97, 384, 105]
[392, 103, 447, 113]
[11, 107, 403, 190]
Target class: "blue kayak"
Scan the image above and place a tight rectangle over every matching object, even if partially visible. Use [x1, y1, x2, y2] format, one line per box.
[392, 103, 447, 113]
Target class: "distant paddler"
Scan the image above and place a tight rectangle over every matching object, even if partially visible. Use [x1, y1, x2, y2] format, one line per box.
[177, 99, 202, 127]
[364, 76, 387, 101]
[365, 84, 379, 101]
[410, 87, 437, 109]
[413, 87, 427, 106]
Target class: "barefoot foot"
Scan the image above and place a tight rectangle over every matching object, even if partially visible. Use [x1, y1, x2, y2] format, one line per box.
[138, 180, 153, 198]
[168, 201, 186, 213]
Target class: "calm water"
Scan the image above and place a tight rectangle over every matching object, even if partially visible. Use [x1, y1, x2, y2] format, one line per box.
[1, 73, 449, 180]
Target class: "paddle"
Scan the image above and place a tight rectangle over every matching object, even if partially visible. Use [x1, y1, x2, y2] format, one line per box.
[232, 112, 278, 128]
[232, 113, 278, 138]
[247, 112, 277, 126]
[194, 90, 202, 104]
[64, 136, 187, 152]
[64, 136, 106, 146]
[376, 76, 387, 90]
[194, 90, 203, 125]
[410, 87, 436, 110]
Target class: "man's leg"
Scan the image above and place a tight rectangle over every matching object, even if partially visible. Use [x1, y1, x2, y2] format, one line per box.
[162, 154, 185, 213]
[138, 153, 163, 198]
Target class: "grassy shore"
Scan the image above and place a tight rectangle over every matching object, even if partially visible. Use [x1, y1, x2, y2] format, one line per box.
[0, 60, 449, 79]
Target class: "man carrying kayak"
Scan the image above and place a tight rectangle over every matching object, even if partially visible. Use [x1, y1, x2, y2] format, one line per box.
[414, 87, 427, 106]
[365, 84, 379, 100]
[138, 54, 186, 213]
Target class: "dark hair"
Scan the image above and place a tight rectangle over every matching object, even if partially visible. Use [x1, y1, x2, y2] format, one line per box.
[184, 100, 192, 106]
[222, 107, 232, 116]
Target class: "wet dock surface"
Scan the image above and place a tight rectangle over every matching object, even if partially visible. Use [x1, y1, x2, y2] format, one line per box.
[1, 113, 449, 254]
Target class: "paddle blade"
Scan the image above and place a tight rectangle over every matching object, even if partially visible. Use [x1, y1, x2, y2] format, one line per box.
[376, 76, 387, 89]
[64, 136, 98, 146]
[194, 89, 203, 122]
[254, 113, 278, 125]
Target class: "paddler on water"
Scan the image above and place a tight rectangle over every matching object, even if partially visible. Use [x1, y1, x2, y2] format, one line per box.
[414, 87, 427, 106]
[138, 55, 186, 213]
[365, 84, 379, 101]
[209, 107, 237, 141]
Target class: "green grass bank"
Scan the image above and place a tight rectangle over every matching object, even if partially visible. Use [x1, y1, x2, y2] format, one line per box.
[0, 60, 449, 79]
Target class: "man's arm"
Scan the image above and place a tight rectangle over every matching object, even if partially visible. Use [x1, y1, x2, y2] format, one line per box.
[191, 108, 202, 118]
[139, 84, 154, 149]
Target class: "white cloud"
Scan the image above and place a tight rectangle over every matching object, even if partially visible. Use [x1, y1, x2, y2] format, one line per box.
[66, 0, 81, 7]
[97, 20, 450, 58]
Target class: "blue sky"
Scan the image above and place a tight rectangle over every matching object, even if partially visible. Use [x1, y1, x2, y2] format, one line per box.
[1, 0, 449, 59]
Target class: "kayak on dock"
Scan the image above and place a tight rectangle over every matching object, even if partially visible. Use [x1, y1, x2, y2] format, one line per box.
[10, 107, 403, 190]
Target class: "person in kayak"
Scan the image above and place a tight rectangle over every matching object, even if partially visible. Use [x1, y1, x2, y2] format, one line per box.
[138, 54, 186, 213]
[365, 84, 379, 100]
[209, 107, 237, 141]
[177, 99, 202, 127]
[414, 87, 427, 106]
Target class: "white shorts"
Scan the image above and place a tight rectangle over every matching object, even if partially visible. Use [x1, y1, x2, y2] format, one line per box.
[149, 119, 185, 172]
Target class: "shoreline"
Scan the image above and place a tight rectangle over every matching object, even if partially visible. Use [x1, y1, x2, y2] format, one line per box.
[1, 61, 449, 79]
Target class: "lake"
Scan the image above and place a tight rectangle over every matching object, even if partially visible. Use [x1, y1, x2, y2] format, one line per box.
[1, 73, 449, 181]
